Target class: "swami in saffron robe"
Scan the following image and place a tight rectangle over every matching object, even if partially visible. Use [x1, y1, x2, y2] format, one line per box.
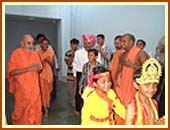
[7, 48, 42, 125]
[115, 46, 140, 107]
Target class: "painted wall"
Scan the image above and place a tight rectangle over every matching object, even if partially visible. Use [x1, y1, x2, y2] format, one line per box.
[5, 4, 165, 78]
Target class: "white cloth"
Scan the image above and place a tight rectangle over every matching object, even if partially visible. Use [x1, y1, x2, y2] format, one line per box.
[96, 44, 105, 64]
[73, 48, 88, 77]
[54, 55, 59, 69]
[96, 44, 111, 68]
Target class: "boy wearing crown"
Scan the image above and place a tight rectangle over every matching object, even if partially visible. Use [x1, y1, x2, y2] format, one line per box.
[125, 58, 165, 125]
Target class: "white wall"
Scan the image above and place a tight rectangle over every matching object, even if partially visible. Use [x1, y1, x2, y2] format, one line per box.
[5, 4, 165, 78]
[70, 5, 165, 53]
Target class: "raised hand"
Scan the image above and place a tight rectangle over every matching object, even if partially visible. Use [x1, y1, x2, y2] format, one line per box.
[28, 63, 42, 72]
[44, 56, 51, 63]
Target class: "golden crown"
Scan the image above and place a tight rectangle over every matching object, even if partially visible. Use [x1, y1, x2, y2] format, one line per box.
[136, 57, 162, 84]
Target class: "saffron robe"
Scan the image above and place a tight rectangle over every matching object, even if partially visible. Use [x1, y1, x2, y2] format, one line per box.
[38, 48, 54, 108]
[115, 46, 140, 107]
[109, 49, 125, 87]
[7, 48, 42, 125]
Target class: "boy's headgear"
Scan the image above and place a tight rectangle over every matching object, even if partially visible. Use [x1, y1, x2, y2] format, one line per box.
[136, 57, 162, 84]
[82, 34, 96, 47]
[88, 71, 110, 88]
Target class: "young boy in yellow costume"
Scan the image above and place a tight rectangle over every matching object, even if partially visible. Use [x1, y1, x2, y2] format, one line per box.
[81, 66, 126, 125]
[126, 57, 165, 125]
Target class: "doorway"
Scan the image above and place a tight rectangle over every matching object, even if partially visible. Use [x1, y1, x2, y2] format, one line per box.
[5, 14, 61, 77]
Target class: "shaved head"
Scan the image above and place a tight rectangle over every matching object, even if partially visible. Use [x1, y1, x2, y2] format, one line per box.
[21, 34, 35, 52]
[121, 33, 136, 51]
[22, 34, 34, 42]
[123, 33, 135, 43]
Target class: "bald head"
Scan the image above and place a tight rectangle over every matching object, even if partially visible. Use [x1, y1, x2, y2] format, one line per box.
[121, 33, 135, 51]
[21, 34, 35, 52]
[123, 33, 135, 43]
[22, 34, 34, 42]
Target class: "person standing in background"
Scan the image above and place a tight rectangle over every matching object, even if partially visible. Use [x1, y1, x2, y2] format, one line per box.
[110, 35, 123, 61]
[110, 35, 125, 89]
[73, 34, 96, 115]
[37, 38, 54, 118]
[96, 34, 112, 68]
[35, 33, 46, 50]
[114, 33, 148, 107]
[35, 33, 59, 102]
[154, 36, 165, 118]
[136, 39, 146, 50]
[64, 38, 79, 108]
[79, 48, 102, 97]
[109, 35, 126, 124]
[156, 36, 165, 65]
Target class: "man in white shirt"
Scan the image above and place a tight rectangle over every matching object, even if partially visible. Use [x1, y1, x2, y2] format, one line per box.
[72, 34, 96, 114]
[96, 34, 112, 68]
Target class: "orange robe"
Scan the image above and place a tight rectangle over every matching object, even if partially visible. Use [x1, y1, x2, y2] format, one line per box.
[115, 46, 140, 107]
[109, 49, 125, 87]
[38, 48, 54, 108]
[7, 48, 42, 125]
[109, 49, 126, 124]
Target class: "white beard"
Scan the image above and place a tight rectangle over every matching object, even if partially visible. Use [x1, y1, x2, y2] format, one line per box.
[25, 48, 33, 52]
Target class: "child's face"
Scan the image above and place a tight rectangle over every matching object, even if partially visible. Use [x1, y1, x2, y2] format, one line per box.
[88, 52, 97, 63]
[96, 76, 112, 93]
[137, 82, 158, 98]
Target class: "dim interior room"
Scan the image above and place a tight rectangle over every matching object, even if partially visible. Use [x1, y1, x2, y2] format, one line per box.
[4, 3, 165, 81]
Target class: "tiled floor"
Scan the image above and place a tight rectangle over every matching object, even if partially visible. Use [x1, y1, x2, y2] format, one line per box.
[5, 79, 81, 125]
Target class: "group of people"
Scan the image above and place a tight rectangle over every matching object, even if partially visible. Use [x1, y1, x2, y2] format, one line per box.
[7, 34, 59, 124]
[64, 33, 165, 125]
[6, 32, 165, 125]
